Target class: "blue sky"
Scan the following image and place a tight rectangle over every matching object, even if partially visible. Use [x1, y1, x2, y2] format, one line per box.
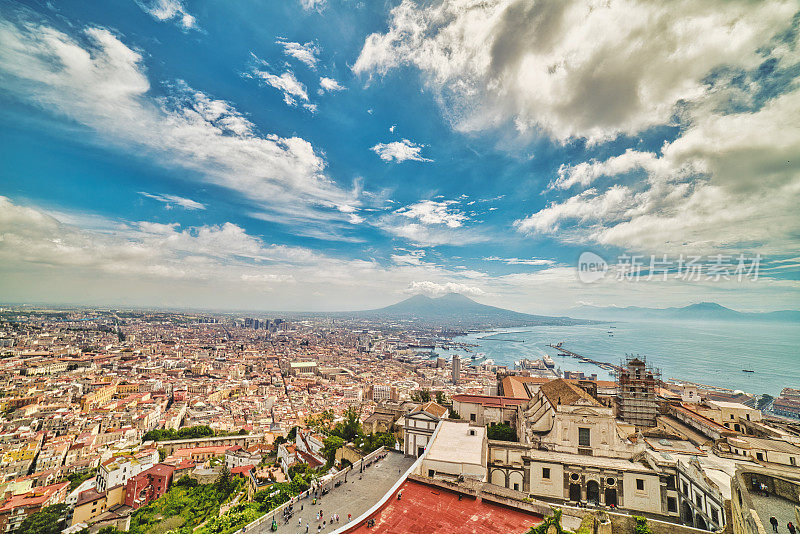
[0, 0, 798, 313]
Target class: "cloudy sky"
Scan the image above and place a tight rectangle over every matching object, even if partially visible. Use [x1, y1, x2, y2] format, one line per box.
[1, 0, 799, 313]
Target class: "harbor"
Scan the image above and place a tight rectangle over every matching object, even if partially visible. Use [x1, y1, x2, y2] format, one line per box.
[547, 342, 623, 374]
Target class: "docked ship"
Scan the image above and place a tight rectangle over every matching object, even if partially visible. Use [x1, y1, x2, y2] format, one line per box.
[543, 355, 555, 368]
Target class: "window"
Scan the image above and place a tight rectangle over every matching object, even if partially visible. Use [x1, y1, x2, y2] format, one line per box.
[578, 427, 591, 447]
[514, 483, 519, 491]
[791, 457, 796, 466]
[542, 468, 551, 480]
[756, 452, 764, 461]
[667, 497, 677, 512]
[731, 414, 735, 419]
[470, 413, 476, 422]
[696, 494, 703, 507]
[711, 508, 719, 524]
[683, 482, 689, 496]
[636, 479, 644, 491]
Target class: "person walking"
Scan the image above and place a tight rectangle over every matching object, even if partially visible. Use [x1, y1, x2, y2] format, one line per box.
[770, 517, 779, 532]
[788, 522, 796, 534]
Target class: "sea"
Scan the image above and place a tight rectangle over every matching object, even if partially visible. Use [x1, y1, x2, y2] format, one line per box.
[436, 320, 800, 397]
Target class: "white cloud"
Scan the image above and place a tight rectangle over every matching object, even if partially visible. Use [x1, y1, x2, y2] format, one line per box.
[375, 199, 488, 246]
[0, 196, 500, 309]
[135, 0, 197, 30]
[391, 250, 426, 265]
[396, 200, 467, 228]
[0, 16, 353, 226]
[250, 69, 310, 106]
[516, 88, 800, 254]
[378, 222, 485, 247]
[299, 0, 326, 12]
[354, 0, 797, 143]
[318, 76, 345, 93]
[370, 139, 432, 162]
[485, 256, 554, 266]
[551, 149, 661, 190]
[404, 281, 486, 297]
[139, 192, 205, 210]
[1, 197, 797, 312]
[279, 40, 319, 68]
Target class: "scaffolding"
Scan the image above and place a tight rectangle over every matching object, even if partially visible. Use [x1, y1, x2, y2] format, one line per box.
[616, 355, 661, 428]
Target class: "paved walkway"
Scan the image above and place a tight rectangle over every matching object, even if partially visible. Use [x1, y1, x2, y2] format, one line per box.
[256, 452, 415, 534]
[751, 493, 800, 533]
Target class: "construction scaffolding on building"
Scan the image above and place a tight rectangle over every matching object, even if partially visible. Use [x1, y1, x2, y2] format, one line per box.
[616, 355, 661, 428]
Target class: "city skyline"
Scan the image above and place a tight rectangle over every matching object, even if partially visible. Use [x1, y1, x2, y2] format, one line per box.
[1, 0, 799, 313]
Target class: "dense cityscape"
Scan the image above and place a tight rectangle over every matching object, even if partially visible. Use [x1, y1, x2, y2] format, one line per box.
[0, 306, 797, 534]
[2, 0, 799, 532]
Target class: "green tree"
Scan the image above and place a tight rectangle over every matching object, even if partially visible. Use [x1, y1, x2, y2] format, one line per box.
[435, 391, 447, 405]
[322, 436, 345, 465]
[66, 468, 97, 491]
[448, 408, 461, 419]
[487, 423, 517, 442]
[527, 508, 569, 534]
[419, 389, 431, 402]
[216, 464, 232, 495]
[17, 504, 68, 534]
[633, 516, 652, 534]
[331, 408, 361, 442]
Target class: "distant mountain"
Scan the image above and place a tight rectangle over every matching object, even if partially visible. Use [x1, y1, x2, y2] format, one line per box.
[571, 302, 800, 322]
[354, 293, 587, 328]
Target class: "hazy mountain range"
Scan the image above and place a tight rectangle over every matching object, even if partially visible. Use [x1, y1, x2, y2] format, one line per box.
[351, 293, 588, 328]
[571, 302, 800, 322]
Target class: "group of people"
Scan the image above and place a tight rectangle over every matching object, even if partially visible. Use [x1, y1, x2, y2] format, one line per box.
[295, 506, 353, 533]
[770, 516, 796, 534]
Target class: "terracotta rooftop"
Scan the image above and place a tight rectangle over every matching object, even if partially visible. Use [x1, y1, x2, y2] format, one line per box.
[539, 379, 601, 407]
[411, 401, 448, 419]
[346, 479, 540, 533]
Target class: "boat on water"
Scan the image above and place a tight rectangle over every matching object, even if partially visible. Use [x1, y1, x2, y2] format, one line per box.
[742, 369, 755, 373]
[543, 355, 555, 368]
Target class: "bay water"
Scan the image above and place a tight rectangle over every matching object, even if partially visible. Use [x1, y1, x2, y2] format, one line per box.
[445, 320, 800, 396]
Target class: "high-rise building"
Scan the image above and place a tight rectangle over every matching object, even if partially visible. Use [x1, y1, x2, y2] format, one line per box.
[452, 355, 461, 385]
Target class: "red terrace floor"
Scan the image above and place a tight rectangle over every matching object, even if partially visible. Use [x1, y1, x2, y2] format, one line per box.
[345, 479, 541, 534]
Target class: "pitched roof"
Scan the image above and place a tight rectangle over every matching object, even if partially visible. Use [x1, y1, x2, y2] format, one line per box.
[538, 379, 601, 407]
[412, 401, 447, 418]
[501, 376, 551, 399]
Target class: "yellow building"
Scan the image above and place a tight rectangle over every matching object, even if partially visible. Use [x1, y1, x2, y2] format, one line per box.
[71, 484, 125, 526]
[81, 384, 116, 410]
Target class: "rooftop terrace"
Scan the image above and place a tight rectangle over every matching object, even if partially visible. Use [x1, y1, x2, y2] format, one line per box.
[346, 479, 541, 533]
